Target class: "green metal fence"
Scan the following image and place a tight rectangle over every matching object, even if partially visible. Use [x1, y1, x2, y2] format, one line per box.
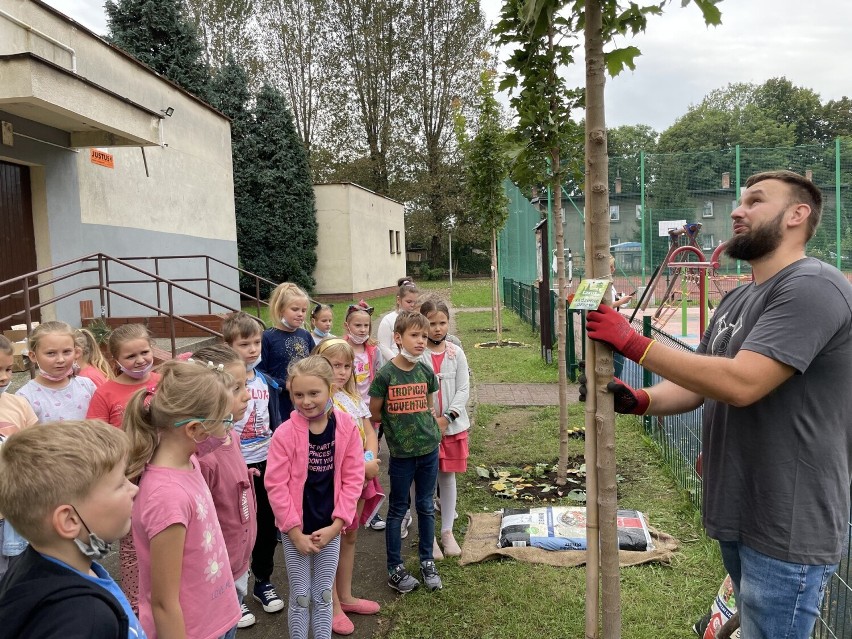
[499, 141, 852, 284]
[502, 283, 852, 638]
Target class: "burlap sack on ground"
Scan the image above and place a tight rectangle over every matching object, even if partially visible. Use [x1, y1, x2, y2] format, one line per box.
[459, 512, 679, 567]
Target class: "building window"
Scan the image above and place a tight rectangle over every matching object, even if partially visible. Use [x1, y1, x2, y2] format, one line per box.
[703, 201, 714, 218]
[610, 237, 619, 246]
[395, 231, 400, 254]
[702, 234, 715, 251]
[389, 230, 394, 254]
[635, 204, 642, 220]
[609, 205, 620, 221]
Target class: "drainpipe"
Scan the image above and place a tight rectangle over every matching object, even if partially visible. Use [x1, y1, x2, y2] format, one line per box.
[0, 9, 77, 73]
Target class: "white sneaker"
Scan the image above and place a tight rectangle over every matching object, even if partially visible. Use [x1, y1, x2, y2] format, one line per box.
[400, 510, 412, 539]
[238, 602, 256, 628]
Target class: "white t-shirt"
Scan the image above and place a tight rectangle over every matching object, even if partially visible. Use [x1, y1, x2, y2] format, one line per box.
[233, 373, 272, 464]
[16, 377, 96, 422]
[376, 311, 399, 362]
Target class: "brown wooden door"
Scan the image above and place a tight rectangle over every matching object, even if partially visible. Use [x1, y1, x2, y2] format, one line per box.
[0, 161, 40, 330]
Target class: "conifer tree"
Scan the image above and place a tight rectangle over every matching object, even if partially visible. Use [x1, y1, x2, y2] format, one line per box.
[106, 0, 209, 98]
[240, 85, 318, 292]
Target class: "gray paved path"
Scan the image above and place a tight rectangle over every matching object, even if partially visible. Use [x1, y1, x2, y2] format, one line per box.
[476, 382, 576, 406]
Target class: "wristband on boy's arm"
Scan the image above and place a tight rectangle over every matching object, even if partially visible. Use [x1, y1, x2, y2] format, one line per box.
[444, 411, 457, 423]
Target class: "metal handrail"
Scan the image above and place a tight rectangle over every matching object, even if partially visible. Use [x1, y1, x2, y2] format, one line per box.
[0, 253, 274, 372]
[94, 254, 277, 317]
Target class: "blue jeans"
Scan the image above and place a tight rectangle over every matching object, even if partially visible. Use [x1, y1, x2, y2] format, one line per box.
[719, 541, 837, 639]
[385, 449, 439, 571]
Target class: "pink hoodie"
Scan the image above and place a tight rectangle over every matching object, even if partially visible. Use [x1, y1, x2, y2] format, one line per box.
[265, 407, 365, 533]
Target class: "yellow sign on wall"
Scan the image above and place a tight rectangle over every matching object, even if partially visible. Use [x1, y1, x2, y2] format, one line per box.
[90, 148, 114, 168]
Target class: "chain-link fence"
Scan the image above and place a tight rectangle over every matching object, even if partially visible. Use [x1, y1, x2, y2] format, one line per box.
[499, 140, 852, 286]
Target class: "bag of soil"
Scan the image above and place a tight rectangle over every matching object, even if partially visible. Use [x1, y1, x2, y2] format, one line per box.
[498, 506, 653, 551]
[693, 575, 740, 639]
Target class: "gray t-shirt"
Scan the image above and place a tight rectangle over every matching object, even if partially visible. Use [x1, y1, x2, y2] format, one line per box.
[697, 257, 852, 565]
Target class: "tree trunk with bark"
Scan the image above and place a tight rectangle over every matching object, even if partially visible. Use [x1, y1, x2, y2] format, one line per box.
[585, 1, 620, 637]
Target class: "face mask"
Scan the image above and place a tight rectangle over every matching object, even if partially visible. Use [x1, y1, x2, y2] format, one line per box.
[38, 365, 73, 382]
[281, 317, 299, 330]
[72, 508, 111, 560]
[0, 382, 9, 395]
[119, 361, 154, 380]
[348, 332, 369, 345]
[399, 347, 420, 363]
[297, 398, 333, 421]
[246, 353, 262, 372]
[428, 335, 447, 346]
[313, 327, 330, 339]
[194, 431, 228, 457]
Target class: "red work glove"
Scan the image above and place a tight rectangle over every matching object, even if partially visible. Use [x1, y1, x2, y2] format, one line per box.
[577, 361, 650, 415]
[586, 304, 655, 363]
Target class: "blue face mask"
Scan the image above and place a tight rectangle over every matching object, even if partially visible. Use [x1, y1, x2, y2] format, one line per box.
[313, 327, 330, 339]
[297, 398, 333, 421]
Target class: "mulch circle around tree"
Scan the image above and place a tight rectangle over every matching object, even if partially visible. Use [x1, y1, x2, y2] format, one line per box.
[473, 448, 625, 504]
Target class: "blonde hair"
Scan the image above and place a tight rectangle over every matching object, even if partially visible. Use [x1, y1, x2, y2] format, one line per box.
[313, 338, 357, 397]
[123, 360, 232, 479]
[74, 328, 112, 379]
[28, 321, 75, 356]
[0, 420, 129, 545]
[222, 311, 265, 344]
[287, 355, 334, 397]
[269, 282, 309, 327]
[108, 324, 154, 376]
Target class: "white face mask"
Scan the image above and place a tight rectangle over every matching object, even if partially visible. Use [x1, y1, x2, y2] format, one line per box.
[246, 353, 262, 372]
[348, 332, 369, 345]
[399, 347, 420, 363]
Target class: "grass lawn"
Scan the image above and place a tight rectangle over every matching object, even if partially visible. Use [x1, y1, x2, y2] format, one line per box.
[377, 406, 724, 639]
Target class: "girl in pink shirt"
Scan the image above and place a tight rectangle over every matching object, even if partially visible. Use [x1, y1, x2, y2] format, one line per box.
[126, 360, 240, 639]
[265, 356, 364, 639]
[86, 323, 160, 614]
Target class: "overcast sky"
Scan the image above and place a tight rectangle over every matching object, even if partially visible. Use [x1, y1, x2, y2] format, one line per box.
[45, 0, 852, 133]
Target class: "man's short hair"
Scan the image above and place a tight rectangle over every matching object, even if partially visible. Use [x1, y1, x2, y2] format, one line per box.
[746, 170, 823, 241]
[222, 311, 265, 344]
[394, 310, 429, 335]
[0, 420, 129, 545]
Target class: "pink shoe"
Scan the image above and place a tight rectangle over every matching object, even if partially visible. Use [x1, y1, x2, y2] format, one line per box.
[340, 598, 381, 615]
[332, 612, 355, 635]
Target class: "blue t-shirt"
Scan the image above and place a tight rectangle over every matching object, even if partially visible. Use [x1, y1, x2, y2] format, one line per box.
[42, 554, 146, 639]
[259, 327, 313, 423]
[302, 414, 336, 534]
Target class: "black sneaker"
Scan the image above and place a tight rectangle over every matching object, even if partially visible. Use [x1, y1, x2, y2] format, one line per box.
[388, 564, 420, 593]
[253, 580, 284, 613]
[369, 513, 387, 530]
[420, 560, 443, 591]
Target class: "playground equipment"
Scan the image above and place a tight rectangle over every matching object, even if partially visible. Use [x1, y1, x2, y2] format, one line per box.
[631, 223, 729, 336]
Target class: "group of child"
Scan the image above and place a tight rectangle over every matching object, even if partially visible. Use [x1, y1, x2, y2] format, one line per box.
[0, 275, 471, 639]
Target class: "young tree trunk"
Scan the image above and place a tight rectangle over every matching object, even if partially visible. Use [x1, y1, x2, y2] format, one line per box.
[492, 228, 503, 343]
[550, 18, 570, 492]
[585, 1, 620, 637]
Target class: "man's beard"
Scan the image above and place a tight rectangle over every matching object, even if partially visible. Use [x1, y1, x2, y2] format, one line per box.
[725, 208, 785, 261]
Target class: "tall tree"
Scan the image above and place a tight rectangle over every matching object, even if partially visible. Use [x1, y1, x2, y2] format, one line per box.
[206, 56, 260, 294]
[404, 0, 489, 265]
[456, 68, 511, 340]
[240, 86, 318, 292]
[184, 0, 260, 77]
[330, 0, 405, 194]
[260, 0, 338, 159]
[105, 0, 209, 98]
